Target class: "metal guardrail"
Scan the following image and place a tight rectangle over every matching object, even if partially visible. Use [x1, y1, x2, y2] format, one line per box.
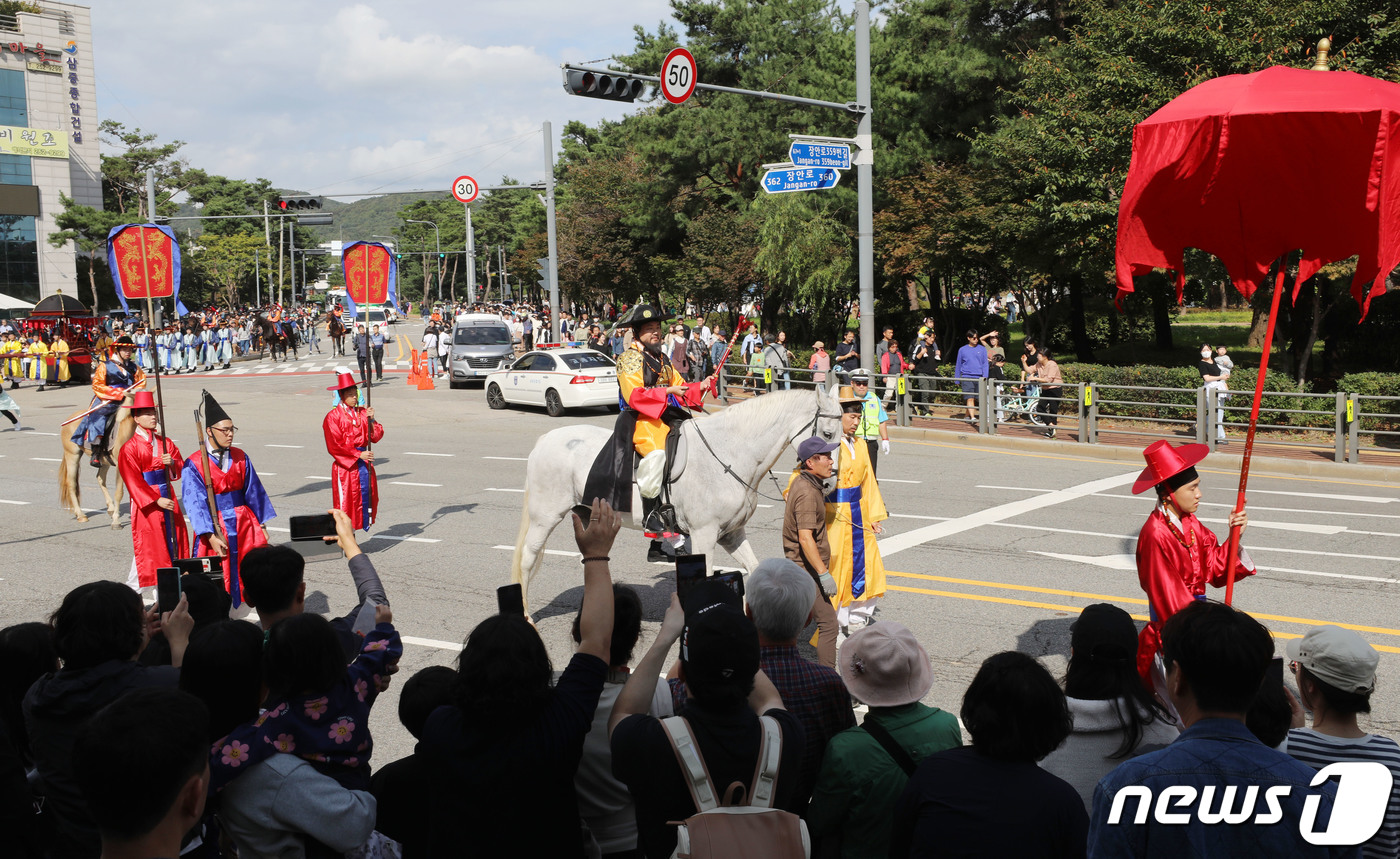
[709, 363, 1399, 465]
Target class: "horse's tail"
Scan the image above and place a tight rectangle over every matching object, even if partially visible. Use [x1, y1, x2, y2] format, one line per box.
[510, 486, 531, 586]
[58, 449, 78, 512]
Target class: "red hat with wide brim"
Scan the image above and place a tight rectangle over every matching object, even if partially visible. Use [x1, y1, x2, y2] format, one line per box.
[1132, 440, 1210, 495]
[327, 372, 359, 392]
[130, 391, 156, 410]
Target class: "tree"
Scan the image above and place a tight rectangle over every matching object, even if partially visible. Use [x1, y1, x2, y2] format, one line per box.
[47, 194, 126, 312]
[189, 232, 264, 308]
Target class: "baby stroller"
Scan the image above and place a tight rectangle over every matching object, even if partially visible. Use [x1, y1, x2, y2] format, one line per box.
[998, 381, 1041, 424]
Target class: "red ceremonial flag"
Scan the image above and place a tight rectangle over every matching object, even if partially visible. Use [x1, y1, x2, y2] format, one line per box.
[342, 241, 396, 314]
[109, 224, 179, 301]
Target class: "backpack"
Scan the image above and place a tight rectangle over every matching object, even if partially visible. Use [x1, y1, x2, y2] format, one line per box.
[660, 715, 810, 859]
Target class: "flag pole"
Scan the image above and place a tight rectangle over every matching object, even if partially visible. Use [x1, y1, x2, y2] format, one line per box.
[1223, 257, 1289, 604]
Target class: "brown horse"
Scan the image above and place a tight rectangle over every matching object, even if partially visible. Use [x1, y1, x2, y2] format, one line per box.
[255, 313, 300, 362]
[326, 310, 348, 357]
[58, 393, 137, 526]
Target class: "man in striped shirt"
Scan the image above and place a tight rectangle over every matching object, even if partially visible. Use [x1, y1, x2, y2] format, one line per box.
[1287, 626, 1400, 859]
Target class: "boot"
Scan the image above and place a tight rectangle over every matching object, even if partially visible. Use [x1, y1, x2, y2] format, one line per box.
[89, 445, 103, 468]
[647, 540, 670, 563]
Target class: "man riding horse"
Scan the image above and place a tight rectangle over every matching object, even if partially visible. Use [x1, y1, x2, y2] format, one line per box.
[70, 335, 146, 468]
[583, 304, 719, 561]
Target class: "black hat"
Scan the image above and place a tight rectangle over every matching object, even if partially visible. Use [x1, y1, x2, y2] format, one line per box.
[201, 391, 231, 426]
[680, 601, 760, 691]
[617, 304, 663, 329]
[113, 335, 135, 347]
[1071, 603, 1138, 667]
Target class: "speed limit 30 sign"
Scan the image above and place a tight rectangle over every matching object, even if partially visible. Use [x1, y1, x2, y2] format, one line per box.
[452, 175, 479, 203]
[661, 47, 697, 105]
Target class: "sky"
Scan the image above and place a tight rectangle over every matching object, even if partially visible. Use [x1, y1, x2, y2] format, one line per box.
[84, 0, 676, 199]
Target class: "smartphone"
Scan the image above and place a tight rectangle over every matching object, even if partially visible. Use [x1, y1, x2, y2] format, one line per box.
[290, 514, 338, 542]
[675, 554, 708, 602]
[497, 583, 525, 616]
[156, 567, 181, 615]
[1267, 656, 1284, 688]
[572, 504, 593, 528]
[711, 570, 746, 599]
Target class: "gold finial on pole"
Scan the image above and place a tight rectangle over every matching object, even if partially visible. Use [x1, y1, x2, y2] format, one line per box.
[1312, 38, 1331, 71]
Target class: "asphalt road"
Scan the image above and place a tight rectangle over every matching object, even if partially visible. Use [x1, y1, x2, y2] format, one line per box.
[3, 346, 1398, 765]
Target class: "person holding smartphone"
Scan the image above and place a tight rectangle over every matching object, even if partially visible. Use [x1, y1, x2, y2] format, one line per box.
[782, 435, 842, 669]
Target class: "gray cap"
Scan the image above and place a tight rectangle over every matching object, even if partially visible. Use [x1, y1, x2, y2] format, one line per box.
[1286, 626, 1379, 694]
[797, 436, 840, 463]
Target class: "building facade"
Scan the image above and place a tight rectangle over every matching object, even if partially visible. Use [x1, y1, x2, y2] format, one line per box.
[0, 1, 99, 306]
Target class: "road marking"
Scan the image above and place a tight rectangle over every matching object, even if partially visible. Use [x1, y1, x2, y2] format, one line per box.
[486, 487, 524, 493]
[1245, 489, 1396, 504]
[260, 472, 277, 476]
[266, 526, 289, 532]
[877, 470, 1140, 558]
[405, 452, 453, 457]
[977, 484, 1053, 493]
[900, 437, 1400, 490]
[493, 545, 578, 558]
[365, 534, 441, 544]
[756, 504, 773, 509]
[1091, 494, 1400, 521]
[879, 478, 922, 484]
[1346, 528, 1400, 538]
[265, 444, 304, 449]
[391, 482, 442, 487]
[884, 572, 1400, 649]
[23, 431, 57, 436]
[30, 457, 61, 462]
[305, 475, 332, 480]
[483, 456, 528, 461]
[401, 635, 462, 650]
[1197, 517, 1347, 535]
[0, 499, 29, 505]
[1029, 551, 1398, 585]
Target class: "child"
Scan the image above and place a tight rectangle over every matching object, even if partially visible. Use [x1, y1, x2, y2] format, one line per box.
[1213, 345, 1233, 386]
[989, 352, 1008, 424]
[209, 608, 402, 793]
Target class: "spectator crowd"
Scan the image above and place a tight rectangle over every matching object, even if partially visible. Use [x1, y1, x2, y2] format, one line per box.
[2, 493, 1396, 858]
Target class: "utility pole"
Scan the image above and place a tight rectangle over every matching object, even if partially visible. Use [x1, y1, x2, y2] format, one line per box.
[466, 205, 476, 305]
[254, 250, 260, 306]
[855, 0, 874, 372]
[543, 120, 560, 341]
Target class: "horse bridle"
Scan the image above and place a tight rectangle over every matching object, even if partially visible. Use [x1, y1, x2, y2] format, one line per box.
[690, 396, 843, 501]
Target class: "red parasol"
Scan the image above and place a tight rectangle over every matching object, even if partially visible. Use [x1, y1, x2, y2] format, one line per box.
[1114, 59, 1400, 602]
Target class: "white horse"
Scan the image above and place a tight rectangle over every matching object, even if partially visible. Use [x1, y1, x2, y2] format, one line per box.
[511, 387, 845, 609]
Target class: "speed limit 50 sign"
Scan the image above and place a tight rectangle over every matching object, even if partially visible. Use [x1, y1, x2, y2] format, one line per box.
[661, 47, 697, 105]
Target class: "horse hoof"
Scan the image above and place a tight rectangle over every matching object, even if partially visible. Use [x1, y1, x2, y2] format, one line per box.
[75, 514, 88, 523]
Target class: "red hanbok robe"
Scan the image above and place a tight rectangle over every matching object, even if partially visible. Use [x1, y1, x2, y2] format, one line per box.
[1135, 505, 1256, 682]
[116, 427, 189, 588]
[324, 403, 385, 530]
[181, 447, 275, 607]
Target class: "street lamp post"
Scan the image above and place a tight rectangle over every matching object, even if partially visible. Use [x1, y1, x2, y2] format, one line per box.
[404, 219, 441, 303]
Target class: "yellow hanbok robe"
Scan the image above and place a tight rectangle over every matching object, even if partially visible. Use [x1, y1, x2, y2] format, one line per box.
[825, 435, 888, 606]
[617, 342, 704, 456]
[27, 341, 48, 381]
[0, 338, 21, 379]
[52, 337, 71, 383]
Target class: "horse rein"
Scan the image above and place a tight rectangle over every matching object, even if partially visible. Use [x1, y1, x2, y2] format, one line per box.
[690, 397, 843, 503]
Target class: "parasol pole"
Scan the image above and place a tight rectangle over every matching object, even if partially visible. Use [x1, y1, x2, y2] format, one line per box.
[1223, 258, 1289, 604]
[707, 329, 744, 398]
[137, 227, 184, 558]
[359, 243, 374, 449]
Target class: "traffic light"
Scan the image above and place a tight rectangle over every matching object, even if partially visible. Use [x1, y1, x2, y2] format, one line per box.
[536, 257, 549, 292]
[295, 214, 333, 226]
[562, 69, 644, 102]
[277, 195, 323, 211]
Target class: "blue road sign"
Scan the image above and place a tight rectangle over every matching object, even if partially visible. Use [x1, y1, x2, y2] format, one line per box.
[788, 141, 851, 169]
[761, 166, 842, 194]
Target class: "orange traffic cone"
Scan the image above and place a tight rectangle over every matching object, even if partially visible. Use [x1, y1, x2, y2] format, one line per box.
[407, 348, 420, 386]
[416, 351, 435, 390]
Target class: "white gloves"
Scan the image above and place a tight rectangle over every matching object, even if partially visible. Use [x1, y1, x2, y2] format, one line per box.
[880, 439, 890, 455]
